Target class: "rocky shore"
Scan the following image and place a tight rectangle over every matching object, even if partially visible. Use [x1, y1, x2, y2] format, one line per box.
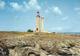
[0, 32, 80, 56]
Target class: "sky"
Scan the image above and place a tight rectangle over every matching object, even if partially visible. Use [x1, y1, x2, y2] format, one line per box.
[0, 0, 80, 32]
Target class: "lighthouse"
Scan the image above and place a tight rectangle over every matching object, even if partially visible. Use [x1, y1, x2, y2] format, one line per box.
[41, 16, 44, 32]
[36, 11, 44, 32]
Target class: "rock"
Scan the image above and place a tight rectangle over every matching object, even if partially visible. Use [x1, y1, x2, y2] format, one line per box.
[0, 37, 80, 56]
[0, 42, 9, 56]
[22, 47, 40, 56]
[69, 47, 80, 56]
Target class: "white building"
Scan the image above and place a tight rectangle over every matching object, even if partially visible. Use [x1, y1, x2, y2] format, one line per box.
[35, 11, 44, 32]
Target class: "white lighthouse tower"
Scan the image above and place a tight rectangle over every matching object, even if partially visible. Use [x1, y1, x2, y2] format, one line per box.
[36, 11, 41, 32]
[36, 11, 44, 32]
[41, 16, 44, 32]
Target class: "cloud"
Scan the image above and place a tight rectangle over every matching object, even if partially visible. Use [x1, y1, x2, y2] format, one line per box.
[10, 0, 41, 12]
[52, 6, 62, 15]
[74, 7, 80, 15]
[45, 9, 49, 13]
[44, 6, 62, 15]
[74, 8, 80, 11]
[78, 12, 80, 15]
[0, 1, 5, 9]
[23, 1, 30, 9]
[28, 0, 41, 10]
[10, 2, 23, 11]
[50, 26, 71, 32]
[62, 16, 68, 21]
[51, 27, 64, 32]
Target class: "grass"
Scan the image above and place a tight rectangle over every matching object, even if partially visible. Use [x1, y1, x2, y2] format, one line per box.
[0, 31, 80, 40]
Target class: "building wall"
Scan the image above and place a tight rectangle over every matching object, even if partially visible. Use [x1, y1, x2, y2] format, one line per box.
[35, 12, 44, 32]
[36, 16, 41, 32]
[41, 17, 44, 32]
